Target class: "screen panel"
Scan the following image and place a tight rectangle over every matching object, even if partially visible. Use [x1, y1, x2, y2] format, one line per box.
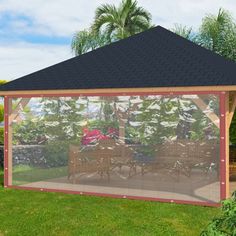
[9, 94, 221, 203]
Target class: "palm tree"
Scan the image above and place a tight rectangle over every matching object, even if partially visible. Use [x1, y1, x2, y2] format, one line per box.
[92, 0, 152, 41]
[71, 29, 109, 56]
[171, 24, 194, 41]
[197, 8, 236, 61]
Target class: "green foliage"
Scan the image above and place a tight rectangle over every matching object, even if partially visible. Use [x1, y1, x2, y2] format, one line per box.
[126, 96, 219, 146]
[89, 119, 118, 134]
[230, 113, 236, 145]
[13, 119, 46, 145]
[42, 97, 84, 142]
[196, 8, 236, 62]
[93, 0, 152, 40]
[71, 29, 110, 56]
[170, 8, 236, 62]
[44, 141, 71, 167]
[171, 24, 194, 40]
[201, 192, 236, 236]
[0, 80, 7, 86]
[0, 104, 4, 123]
[71, 0, 153, 55]
[0, 127, 4, 145]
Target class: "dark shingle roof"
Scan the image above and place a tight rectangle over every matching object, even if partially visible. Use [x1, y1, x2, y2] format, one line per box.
[1, 26, 236, 91]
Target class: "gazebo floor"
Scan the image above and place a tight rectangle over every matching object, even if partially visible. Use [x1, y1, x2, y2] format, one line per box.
[20, 169, 220, 203]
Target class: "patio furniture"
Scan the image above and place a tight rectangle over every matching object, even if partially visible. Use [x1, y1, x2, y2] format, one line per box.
[140, 140, 218, 180]
[68, 139, 135, 183]
[68, 141, 113, 183]
[107, 140, 136, 178]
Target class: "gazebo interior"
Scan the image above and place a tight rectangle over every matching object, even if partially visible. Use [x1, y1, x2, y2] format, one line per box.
[8, 92, 223, 204]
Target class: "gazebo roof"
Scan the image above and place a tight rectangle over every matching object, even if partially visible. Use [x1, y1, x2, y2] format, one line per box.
[1, 26, 236, 92]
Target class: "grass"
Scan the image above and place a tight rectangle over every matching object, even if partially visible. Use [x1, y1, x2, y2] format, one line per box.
[0, 168, 220, 236]
[12, 165, 67, 185]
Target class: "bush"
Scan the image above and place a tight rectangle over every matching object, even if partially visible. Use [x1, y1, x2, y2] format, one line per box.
[201, 191, 236, 236]
[13, 119, 46, 145]
[0, 127, 4, 145]
[0, 80, 7, 86]
[0, 104, 4, 123]
[44, 141, 71, 167]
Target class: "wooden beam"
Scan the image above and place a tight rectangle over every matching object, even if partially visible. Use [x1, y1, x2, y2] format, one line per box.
[9, 98, 30, 124]
[191, 96, 220, 128]
[1, 85, 236, 96]
[228, 93, 236, 127]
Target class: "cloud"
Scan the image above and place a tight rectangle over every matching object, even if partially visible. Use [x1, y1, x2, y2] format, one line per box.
[0, 43, 71, 80]
[0, 0, 235, 37]
[0, 0, 235, 81]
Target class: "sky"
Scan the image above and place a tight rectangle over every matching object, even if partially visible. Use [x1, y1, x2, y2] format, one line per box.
[0, 0, 235, 81]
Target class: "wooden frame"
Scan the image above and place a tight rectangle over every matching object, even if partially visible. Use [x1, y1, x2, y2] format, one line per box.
[1, 85, 236, 97]
[3, 89, 229, 206]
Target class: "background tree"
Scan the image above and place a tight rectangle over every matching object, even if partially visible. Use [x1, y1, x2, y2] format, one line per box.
[197, 8, 236, 62]
[71, 29, 109, 56]
[93, 0, 152, 41]
[171, 24, 194, 41]
[71, 0, 153, 56]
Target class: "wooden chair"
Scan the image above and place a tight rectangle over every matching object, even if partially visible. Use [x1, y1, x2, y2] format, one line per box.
[139, 140, 218, 180]
[68, 141, 112, 183]
[68, 139, 135, 183]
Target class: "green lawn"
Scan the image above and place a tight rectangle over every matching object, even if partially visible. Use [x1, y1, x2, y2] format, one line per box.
[12, 165, 67, 185]
[0, 168, 220, 236]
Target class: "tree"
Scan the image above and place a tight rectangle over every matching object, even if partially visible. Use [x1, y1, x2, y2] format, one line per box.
[42, 97, 86, 142]
[171, 24, 194, 41]
[92, 0, 152, 41]
[71, 29, 109, 56]
[197, 8, 236, 62]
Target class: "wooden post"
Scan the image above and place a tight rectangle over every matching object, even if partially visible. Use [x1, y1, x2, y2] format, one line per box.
[7, 98, 13, 186]
[224, 92, 230, 199]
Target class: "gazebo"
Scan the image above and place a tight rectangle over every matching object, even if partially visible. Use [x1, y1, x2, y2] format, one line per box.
[1, 26, 236, 206]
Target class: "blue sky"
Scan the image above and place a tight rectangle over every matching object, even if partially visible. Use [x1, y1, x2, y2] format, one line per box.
[0, 0, 235, 81]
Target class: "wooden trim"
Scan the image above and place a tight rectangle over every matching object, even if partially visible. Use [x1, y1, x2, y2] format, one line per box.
[191, 96, 220, 128]
[1, 85, 236, 96]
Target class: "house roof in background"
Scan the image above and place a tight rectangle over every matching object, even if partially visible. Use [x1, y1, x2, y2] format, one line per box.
[1, 26, 236, 92]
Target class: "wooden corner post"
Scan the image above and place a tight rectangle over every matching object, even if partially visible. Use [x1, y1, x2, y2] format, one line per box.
[220, 92, 229, 199]
[4, 96, 12, 187]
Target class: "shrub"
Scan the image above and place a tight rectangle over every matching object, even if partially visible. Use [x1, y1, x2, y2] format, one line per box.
[13, 119, 46, 145]
[0, 80, 7, 86]
[0, 127, 4, 145]
[44, 141, 71, 167]
[201, 191, 236, 236]
[0, 104, 4, 123]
